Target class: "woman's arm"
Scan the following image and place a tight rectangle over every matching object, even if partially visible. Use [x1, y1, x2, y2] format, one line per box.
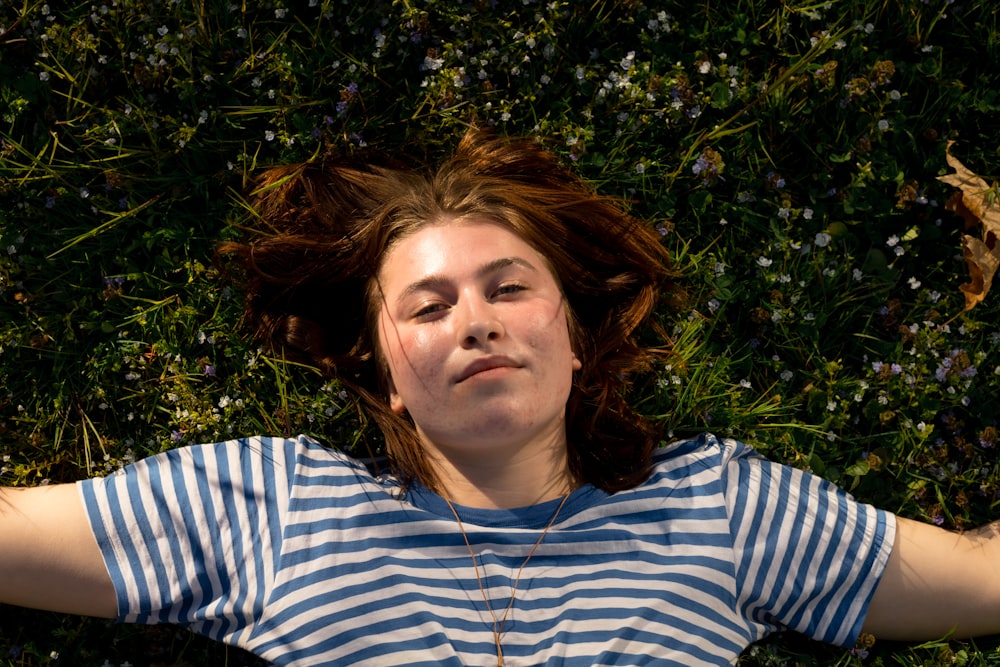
[863, 515, 1000, 639]
[0, 483, 117, 618]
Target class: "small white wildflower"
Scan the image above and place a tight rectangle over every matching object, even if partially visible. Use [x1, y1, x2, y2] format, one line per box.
[802, 207, 814, 220]
[877, 119, 890, 131]
[815, 232, 832, 248]
[757, 256, 773, 268]
[908, 276, 921, 289]
[780, 370, 793, 382]
[739, 379, 752, 389]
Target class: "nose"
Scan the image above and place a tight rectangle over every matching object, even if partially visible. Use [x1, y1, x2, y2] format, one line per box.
[458, 295, 504, 348]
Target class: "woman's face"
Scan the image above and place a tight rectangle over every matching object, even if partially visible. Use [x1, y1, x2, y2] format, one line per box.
[376, 218, 581, 459]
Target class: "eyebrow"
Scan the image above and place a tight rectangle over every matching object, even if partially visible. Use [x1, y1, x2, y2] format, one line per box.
[397, 257, 539, 302]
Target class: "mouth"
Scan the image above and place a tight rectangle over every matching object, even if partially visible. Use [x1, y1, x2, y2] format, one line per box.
[456, 356, 520, 383]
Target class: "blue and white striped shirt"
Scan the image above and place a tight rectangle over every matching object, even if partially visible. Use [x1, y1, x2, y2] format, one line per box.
[78, 433, 895, 666]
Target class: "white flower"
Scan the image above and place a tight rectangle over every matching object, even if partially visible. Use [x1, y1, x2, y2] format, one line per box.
[814, 232, 832, 247]
[422, 55, 444, 71]
[877, 119, 890, 131]
[757, 256, 773, 267]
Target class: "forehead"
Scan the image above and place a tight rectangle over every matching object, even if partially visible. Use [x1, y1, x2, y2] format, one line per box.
[377, 218, 553, 290]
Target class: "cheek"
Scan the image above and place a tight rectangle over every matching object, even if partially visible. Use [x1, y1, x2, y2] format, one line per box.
[380, 319, 445, 390]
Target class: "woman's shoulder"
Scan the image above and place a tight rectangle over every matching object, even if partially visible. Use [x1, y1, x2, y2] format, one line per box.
[653, 432, 756, 468]
[224, 434, 398, 488]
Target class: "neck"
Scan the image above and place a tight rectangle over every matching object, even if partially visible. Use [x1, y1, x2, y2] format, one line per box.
[420, 430, 576, 509]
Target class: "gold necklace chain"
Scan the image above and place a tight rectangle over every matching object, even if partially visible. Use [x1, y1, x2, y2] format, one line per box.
[445, 492, 570, 667]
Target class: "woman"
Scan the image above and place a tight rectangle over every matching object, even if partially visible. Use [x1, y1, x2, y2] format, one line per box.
[2, 129, 999, 666]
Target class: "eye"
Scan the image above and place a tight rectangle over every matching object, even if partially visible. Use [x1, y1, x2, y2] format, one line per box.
[492, 282, 526, 298]
[413, 302, 448, 318]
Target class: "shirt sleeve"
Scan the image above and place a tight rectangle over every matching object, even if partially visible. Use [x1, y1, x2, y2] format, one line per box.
[76, 435, 301, 646]
[719, 437, 896, 647]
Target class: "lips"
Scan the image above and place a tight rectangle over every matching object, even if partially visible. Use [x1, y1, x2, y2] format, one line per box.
[455, 356, 520, 383]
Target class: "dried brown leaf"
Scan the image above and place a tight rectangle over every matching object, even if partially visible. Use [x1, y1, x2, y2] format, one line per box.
[958, 235, 1000, 313]
[937, 141, 1000, 315]
[938, 141, 1000, 238]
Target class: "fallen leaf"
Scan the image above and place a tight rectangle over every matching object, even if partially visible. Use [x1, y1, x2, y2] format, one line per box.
[958, 235, 1000, 313]
[937, 141, 1000, 315]
[939, 142, 1000, 225]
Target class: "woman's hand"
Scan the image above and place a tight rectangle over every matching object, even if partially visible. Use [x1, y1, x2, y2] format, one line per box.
[0, 484, 117, 617]
[864, 516, 1000, 639]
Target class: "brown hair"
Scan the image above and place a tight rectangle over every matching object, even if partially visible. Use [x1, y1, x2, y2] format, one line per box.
[220, 128, 678, 493]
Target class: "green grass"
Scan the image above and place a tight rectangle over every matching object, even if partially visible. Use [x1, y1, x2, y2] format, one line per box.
[2, 0, 999, 664]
